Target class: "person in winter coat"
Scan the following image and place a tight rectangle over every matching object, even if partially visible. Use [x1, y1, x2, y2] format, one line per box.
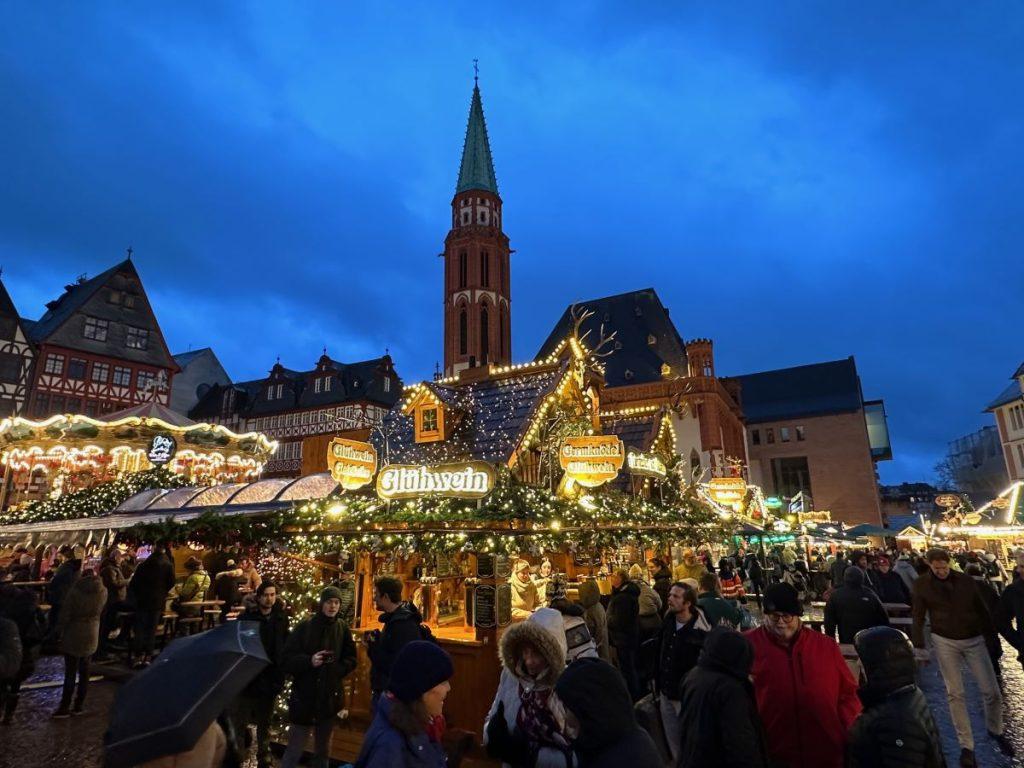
[911, 548, 1011, 765]
[511, 559, 539, 620]
[717, 559, 745, 602]
[280, 586, 357, 768]
[964, 563, 1003, 677]
[229, 580, 290, 768]
[484, 608, 573, 768]
[127, 546, 176, 667]
[654, 581, 710, 762]
[998, 561, 1024, 671]
[175, 557, 211, 618]
[355, 641, 453, 768]
[697, 572, 742, 628]
[0, 583, 45, 724]
[744, 552, 766, 609]
[893, 554, 919, 593]
[629, 564, 663, 639]
[846, 626, 946, 768]
[46, 553, 81, 633]
[0, 616, 21, 687]
[829, 551, 850, 589]
[238, 558, 262, 594]
[213, 561, 244, 618]
[824, 567, 890, 644]
[97, 549, 128, 657]
[676, 626, 770, 768]
[554, 657, 661, 768]
[576, 580, 609, 661]
[672, 549, 706, 584]
[746, 583, 861, 768]
[871, 556, 911, 604]
[53, 571, 106, 717]
[606, 569, 642, 700]
[548, 591, 599, 663]
[648, 558, 673, 607]
[367, 576, 426, 707]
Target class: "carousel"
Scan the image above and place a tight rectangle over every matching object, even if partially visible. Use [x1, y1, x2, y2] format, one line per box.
[0, 401, 278, 507]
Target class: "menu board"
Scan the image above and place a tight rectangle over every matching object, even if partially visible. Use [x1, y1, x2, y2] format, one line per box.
[476, 554, 495, 579]
[496, 583, 512, 626]
[473, 585, 496, 629]
[436, 553, 453, 578]
[495, 555, 512, 579]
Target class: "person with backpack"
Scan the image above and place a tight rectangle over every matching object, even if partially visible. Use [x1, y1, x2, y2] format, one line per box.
[281, 586, 358, 768]
[366, 576, 428, 711]
[577, 579, 609, 661]
[0, 583, 44, 725]
[824, 567, 890, 644]
[548, 586, 599, 663]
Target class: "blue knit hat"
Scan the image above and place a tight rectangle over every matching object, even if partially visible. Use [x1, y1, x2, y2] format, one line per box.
[387, 641, 454, 702]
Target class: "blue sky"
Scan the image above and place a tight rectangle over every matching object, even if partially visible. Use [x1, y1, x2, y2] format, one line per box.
[1, 3, 1021, 484]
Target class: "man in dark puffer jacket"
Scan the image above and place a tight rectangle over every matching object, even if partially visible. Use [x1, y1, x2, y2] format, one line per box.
[847, 626, 946, 768]
[824, 567, 889, 644]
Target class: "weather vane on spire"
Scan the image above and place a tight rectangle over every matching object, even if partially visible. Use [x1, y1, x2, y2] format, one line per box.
[473, 58, 479, 86]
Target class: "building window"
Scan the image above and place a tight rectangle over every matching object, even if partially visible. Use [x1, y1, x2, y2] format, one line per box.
[266, 386, 275, 401]
[421, 407, 438, 432]
[1018, 443, 1024, 470]
[499, 310, 505, 357]
[459, 251, 467, 288]
[108, 290, 122, 304]
[480, 305, 489, 362]
[83, 317, 108, 341]
[68, 358, 87, 381]
[751, 429, 760, 446]
[766, 428, 775, 444]
[771, 456, 812, 498]
[314, 378, 321, 394]
[276, 383, 283, 399]
[459, 308, 468, 355]
[44, 354, 64, 375]
[137, 370, 157, 391]
[780, 427, 791, 443]
[85, 401, 98, 417]
[123, 294, 136, 309]
[91, 362, 110, 383]
[126, 326, 149, 350]
[383, 377, 390, 393]
[113, 366, 131, 386]
[796, 426, 806, 441]
[33, 394, 49, 417]
[480, 250, 489, 287]
[324, 376, 331, 392]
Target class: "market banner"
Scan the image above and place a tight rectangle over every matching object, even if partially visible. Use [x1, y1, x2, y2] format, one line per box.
[559, 435, 624, 488]
[326, 438, 377, 490]
[375, 461, 496, 500]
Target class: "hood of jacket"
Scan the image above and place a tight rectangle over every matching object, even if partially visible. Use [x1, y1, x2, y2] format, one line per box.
[72, 573, 107, 599]
[844, 566, 865, 588]
[697, 626, 752, 681]
[577, 580, 601, 609]
[499, 607, 566, 687]
[380, 601, 423, 626]
[612, 580, 641, 598]
[854, 625, 916, 699]
[555, 658, 636, 755]
[549, 596, 584, 617]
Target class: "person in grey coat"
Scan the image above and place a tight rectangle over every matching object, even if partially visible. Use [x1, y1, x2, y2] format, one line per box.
[577, 579, 609, 661]
[54, 571, 106, 717]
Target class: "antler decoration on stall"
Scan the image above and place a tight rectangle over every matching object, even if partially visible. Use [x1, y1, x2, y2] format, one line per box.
[569, 304, 617, 359]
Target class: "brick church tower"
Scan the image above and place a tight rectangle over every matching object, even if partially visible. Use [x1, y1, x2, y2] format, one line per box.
[443, 79, 512, 377]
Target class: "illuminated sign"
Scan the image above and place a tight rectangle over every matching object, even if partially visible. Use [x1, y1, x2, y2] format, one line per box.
[707, 476, 748, 504]
[559, 436, 625, 488]
[376, 461, 496, 500]
[326, 438, 377, 490]
[799, 510, 832, 524]
[991, 496, 1011, 510]
[935, 493, 962, 508]
[147, 434, 177, 466]
[626, 451, 667, 479]
[764, 496, 784, 510]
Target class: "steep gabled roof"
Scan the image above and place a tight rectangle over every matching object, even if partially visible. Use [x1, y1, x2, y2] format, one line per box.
[26, 261, 125, 344]
[731, 357, 865, 424]
[374, 362, 567, 466]
[172, 348, 212, 368]
[986, 380, 1023, 412]
[456, 85, 499, 195]
[537, 288, 688, 387]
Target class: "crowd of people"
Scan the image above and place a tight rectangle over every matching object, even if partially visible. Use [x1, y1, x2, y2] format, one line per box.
[2, 540, 1024, 767]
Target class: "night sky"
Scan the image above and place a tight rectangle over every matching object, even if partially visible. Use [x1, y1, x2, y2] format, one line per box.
[2, 4, 1021, 485]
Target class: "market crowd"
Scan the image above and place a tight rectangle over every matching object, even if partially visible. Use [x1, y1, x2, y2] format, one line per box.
[2, 542, 1024, 768]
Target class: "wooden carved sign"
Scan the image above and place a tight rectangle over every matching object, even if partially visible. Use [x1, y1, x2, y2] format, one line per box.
[559, 435, 625, 488]
[327, 438, 377, 490]
[935, 493, 962, 509]
[707, 476, 748, 504]
[626, 450, 667, 479]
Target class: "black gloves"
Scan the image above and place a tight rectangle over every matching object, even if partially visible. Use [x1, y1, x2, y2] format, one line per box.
[486, 702, 531, 767]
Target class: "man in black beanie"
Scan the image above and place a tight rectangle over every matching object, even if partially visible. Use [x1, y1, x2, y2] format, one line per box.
[280, 586, 357, 768]
[355, 641, 455, 768]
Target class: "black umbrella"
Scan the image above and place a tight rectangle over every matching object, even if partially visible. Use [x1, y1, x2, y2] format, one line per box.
[104, 620, 269, 768]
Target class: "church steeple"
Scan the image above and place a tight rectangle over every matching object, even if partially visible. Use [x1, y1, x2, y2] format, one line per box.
[442, 76, 512, 377]
[456, 84, 499, 195]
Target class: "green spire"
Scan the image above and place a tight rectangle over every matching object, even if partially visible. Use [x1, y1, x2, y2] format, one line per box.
[456, 84, 499, 195]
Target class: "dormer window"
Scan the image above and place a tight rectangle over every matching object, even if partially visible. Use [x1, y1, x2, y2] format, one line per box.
[324, 376, 331, 392]
[661, 363, 672, 377]
[414, 403, 445, 443]
[647, 334, 657, 346]
[422, 408, 438, 432]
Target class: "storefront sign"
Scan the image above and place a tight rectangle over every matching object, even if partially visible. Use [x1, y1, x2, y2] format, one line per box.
[707, 476, 747, 504]
[147, 434, 177, 465]
[799, 510, 832, 524]
[991, 496, 1011, 510]
[935, 493, 962, 508]
[473, 585, 496, 628]
[626, 451, 667, 479]
[326, 438, 377, 490]
[376, 461, 496, 500]
[559, 436, 624, 488]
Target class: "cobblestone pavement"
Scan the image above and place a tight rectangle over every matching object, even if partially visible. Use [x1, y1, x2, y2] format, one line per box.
[919, 638, 1024, 767]
[3, 644, 1022, 768]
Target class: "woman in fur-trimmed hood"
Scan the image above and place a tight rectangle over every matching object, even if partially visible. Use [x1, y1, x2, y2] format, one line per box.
[484, 608, 572, 768]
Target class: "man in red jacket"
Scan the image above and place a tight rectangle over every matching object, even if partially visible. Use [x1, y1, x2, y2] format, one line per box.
[745, 583, 861, 768]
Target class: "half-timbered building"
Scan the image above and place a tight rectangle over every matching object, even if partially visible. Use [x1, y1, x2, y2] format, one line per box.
[0, 278, 35, 417]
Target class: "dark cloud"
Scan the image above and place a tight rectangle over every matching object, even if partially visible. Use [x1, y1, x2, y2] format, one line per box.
[1, 3, 1020, 484]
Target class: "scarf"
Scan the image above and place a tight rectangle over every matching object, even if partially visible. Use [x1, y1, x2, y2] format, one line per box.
[516, 683, 570, 762]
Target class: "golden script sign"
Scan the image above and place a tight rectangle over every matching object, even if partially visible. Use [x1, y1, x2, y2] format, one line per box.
[326, 438, 377, 490]
[376, 461, 496, 500]
[626, 451, 667, 479]
[559, 436, 625, 488]
[707, 476, 748, 503]
[935, 493, 962, 509]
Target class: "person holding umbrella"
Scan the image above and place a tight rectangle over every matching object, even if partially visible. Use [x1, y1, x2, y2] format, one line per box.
[280, 585, 357, 768]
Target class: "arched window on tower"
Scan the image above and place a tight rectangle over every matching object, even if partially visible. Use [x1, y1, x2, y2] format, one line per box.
[480, 250, 489, 287]
[459, 251, 468, 288]
[480, 305, 490, 362]
[499, 307, 505, 358]
[459, 308, 468, 355]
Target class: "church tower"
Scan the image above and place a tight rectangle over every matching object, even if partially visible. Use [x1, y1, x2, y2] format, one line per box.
[443, 78, 511, 377]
